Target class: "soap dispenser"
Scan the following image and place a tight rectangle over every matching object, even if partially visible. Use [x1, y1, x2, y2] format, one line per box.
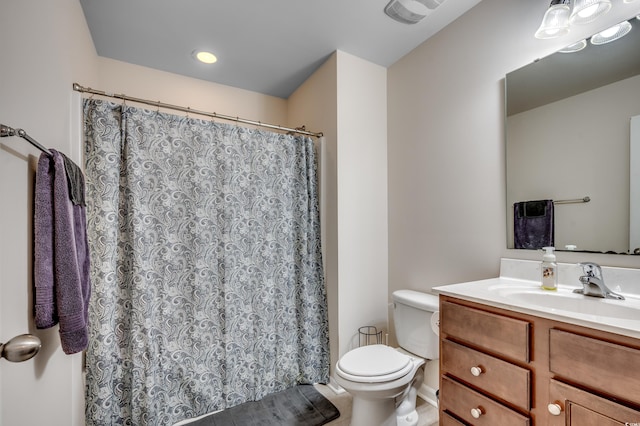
[541, 246, 558, 291]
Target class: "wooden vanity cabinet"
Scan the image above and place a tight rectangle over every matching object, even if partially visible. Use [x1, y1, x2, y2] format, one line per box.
[548, 379, 640, 425]
[439, 295, 640, 425]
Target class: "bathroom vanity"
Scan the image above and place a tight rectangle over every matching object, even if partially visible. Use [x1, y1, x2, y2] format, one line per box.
[434, 259, 640, 425]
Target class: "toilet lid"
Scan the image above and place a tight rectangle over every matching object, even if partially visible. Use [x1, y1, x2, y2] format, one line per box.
[337, 345, 412, 383]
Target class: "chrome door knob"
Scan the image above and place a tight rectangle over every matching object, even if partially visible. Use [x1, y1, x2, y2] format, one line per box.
[0, 334, 41, 362]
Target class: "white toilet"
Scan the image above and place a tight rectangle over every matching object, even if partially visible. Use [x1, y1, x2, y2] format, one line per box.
[334, 290, 439, 426]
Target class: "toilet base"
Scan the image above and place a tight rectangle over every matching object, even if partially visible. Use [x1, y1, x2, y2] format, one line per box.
[346, 367, 424, 426]
[395, 368, 422, 426]
[351, 396, 397, 426]
[396, 409, 419, 426]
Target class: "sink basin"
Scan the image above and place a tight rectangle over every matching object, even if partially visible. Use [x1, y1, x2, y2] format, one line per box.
[489, 285, 640, 321]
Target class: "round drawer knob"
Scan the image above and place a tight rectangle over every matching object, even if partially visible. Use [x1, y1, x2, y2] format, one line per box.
[470, 366, 483, 377]
[470, 407, 483, 419]
[548, 403, 563, 416]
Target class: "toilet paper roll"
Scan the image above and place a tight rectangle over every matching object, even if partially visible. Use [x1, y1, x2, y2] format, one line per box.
[430, 311, 440, 336]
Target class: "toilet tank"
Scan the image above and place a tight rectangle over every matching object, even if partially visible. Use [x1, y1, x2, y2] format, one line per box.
[392, 290, 439, 359]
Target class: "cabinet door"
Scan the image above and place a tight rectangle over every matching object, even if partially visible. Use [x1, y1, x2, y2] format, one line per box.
[550, 328, 640, 406]
[569, 405, 622, 426]
[548, 379, 640, 425]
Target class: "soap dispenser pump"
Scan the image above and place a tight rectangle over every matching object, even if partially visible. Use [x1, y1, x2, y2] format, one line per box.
[541, 246, 558, 291]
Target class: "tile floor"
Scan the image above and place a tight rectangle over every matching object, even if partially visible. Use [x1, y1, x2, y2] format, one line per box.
[314, 384, 439, 426]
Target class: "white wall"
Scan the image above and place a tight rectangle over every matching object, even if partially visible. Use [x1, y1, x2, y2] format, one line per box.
[631, 115, 640, 252]
[0, 1, 98, 425]
[387, 0, 640, 303]
[289, 51, 389, 376]
[288, 55, 340, 369]
[94, 57, 289, 126]
[335, 52, 388, 356]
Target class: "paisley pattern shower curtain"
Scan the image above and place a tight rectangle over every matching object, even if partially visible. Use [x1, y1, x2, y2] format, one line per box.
[82, 99, 329, 426]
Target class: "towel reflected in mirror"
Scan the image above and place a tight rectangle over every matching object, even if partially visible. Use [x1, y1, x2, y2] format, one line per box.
[514, 199, 554, 250]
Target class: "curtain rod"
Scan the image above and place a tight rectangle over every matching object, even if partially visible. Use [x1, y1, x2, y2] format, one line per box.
[72, 83, 323, 138]
[0, 123, 52, 156]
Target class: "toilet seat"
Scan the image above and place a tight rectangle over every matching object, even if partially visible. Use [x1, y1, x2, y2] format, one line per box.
[337, 345, 413, 383]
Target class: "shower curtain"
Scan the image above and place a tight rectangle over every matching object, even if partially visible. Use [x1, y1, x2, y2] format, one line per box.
[82, 99, 329, 426]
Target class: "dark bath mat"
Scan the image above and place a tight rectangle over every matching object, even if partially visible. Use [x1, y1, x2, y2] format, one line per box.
[186, 384, 340, 426]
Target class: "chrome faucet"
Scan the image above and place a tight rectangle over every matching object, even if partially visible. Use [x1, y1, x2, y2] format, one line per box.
[573, 262, 625, 300]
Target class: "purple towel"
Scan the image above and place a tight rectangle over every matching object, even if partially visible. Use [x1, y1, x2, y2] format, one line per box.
[514, 199, 554, 250]
[34, 149, 91, 354]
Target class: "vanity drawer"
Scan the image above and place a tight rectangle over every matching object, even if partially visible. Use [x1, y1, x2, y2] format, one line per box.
[440, 411, 467, 426]
[549, 329, 640, 405]
[440, 376, 530, 426]
[441, 300, 530, 362]
[442, 339, 530, 410]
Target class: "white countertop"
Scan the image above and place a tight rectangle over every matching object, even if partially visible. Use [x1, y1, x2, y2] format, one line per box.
[433, 276, 640, 340]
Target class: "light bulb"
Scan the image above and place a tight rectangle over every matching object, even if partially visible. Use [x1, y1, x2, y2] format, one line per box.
[558, 39, 587, 53]
[193, 50, 218, 64]
[535, 0, 571, 39]
[570, 0, 611, 25]
[590, 20, 632, 45]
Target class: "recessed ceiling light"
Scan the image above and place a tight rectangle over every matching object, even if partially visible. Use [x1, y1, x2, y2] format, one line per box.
[193, 50, 218, 64]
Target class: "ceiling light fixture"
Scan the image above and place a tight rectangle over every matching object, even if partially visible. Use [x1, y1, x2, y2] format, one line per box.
[569, 0, 611, 24]
[193, 50, 218, 64]
[384, 0, 445, 24]
[590, 20, 632, 44]
[558, 39, 588, 52]
[535, 0, 571, 39]
[535, 0, 616, 39]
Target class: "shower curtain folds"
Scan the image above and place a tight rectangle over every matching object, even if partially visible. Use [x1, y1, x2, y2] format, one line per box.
[82, 99, 329, 426]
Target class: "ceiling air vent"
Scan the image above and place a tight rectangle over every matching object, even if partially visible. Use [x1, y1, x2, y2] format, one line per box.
[384, 0, 445, 24]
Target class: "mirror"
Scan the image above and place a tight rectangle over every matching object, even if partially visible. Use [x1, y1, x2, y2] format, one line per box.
[506, 16, 640, 254]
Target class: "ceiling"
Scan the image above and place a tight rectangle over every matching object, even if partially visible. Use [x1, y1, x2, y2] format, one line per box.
[79, 0, 482, 99]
